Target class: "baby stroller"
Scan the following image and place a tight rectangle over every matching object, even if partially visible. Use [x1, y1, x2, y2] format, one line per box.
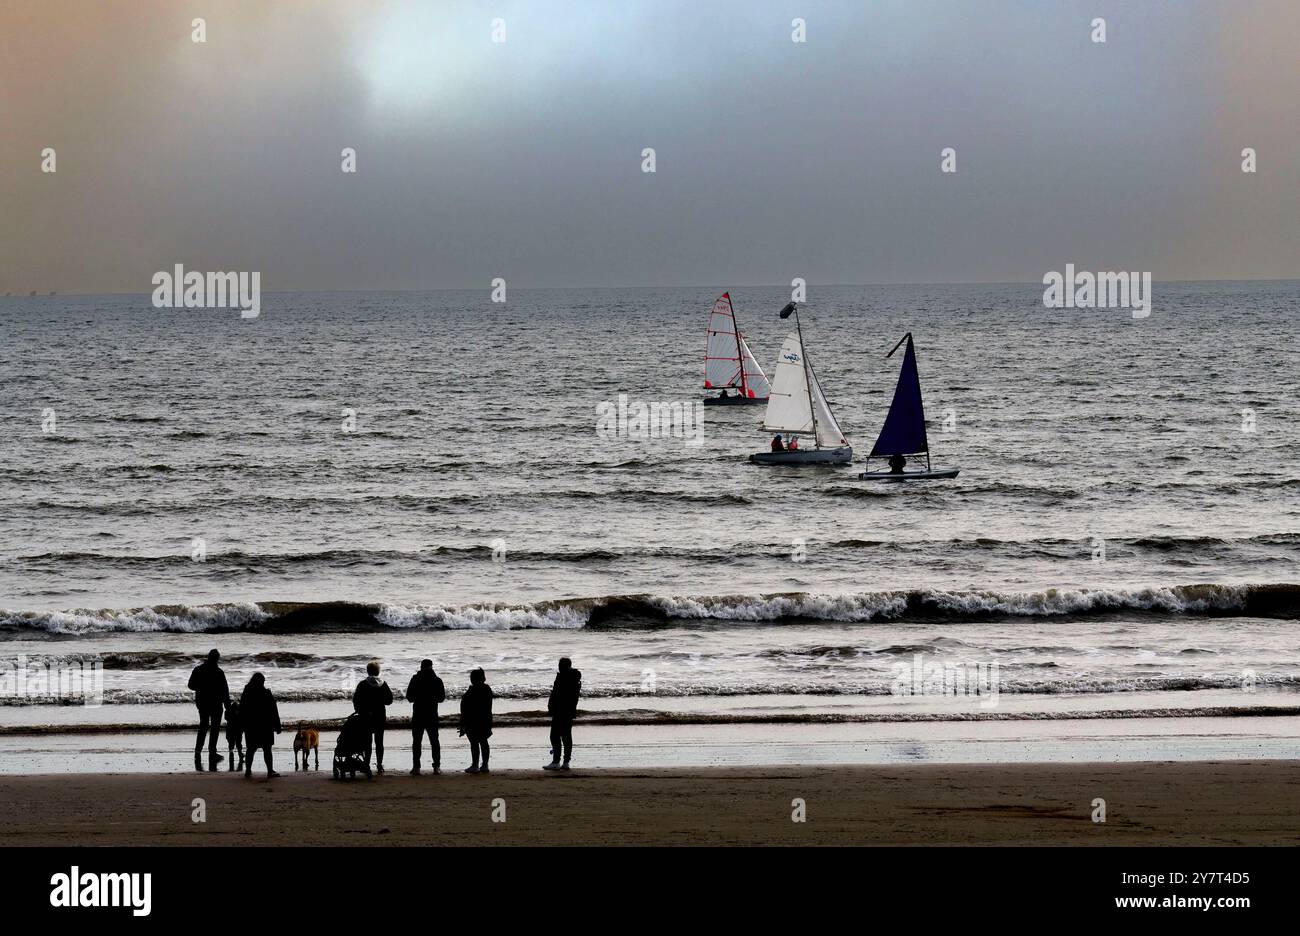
[332, 712, 373, 780]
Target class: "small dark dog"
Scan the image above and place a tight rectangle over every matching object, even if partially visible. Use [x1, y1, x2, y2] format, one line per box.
[225, 701, 244, 771]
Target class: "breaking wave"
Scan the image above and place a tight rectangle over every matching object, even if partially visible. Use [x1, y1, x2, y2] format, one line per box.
[1, 583, 1296, 637]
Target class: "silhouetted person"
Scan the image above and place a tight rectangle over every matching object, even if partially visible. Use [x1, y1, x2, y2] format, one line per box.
[240, 672, 281, 778]
[543, 657, 582, 771]
[225, 700, 244, 771]
[458, 668, 494, 773]
[771, 434, 785, 452]
[888, 454, 907, 474]
[353, 659, 393, 774]
[188, 648, 230, 770]
[407, 659, 446, 775]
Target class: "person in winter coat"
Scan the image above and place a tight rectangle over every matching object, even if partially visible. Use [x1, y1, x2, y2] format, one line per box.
[543, 657, 582, 770]
[406, 659, 446, 775]
[457, 668, 494, 774]
[353, 660, 394, 774]
[240, 672, 282, 778]
[188, 648, 231, 770]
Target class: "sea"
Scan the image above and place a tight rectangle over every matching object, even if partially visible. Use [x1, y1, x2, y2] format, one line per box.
[1, 282, 1298, 768]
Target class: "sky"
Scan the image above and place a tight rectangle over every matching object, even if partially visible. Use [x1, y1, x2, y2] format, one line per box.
[1, 0, 1297, 293]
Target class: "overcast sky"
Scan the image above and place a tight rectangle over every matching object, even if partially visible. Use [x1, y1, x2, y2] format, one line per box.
[2, 0, 1296, 294]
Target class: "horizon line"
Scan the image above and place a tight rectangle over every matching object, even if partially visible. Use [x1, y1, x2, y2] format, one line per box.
[3, 275, 1299, 299]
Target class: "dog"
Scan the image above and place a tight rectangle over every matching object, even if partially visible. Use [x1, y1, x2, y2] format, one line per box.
[224, 701, 244, 771]
[293, 725, 320, 771]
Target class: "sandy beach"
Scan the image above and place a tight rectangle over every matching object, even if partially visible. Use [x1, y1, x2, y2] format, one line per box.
[3, 761, 1297, 847]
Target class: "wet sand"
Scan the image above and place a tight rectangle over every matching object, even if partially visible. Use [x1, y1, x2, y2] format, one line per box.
[2, 761, 1298, 846]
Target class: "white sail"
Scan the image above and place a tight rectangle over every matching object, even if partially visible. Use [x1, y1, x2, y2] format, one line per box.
[704, 293, 743, 390]
[762, 331, 848, 448]
[738, 334, 772, 399]
[808, 364, 848, 448]
[762, 332, 815, 434]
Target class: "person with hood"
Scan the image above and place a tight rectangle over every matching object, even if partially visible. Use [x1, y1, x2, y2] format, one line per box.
[457, 668, 494, 773]
[407, 659, 446, 775]
[353, 659, 394, 774]
[543, 657, 582, 771]
[187, 648, 230, 770]
[240, 672, 282, 778]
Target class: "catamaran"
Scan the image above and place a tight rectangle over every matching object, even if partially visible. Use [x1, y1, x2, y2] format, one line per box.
[859, 332, 959, 481]
[703, 292, 771, 405]
[750, 302, 852, 465]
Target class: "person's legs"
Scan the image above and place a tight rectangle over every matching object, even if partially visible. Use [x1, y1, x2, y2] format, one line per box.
[195, 709, 210, 755]
[430, 726, 440, 771]
[469, 739, 480, 769]
[480, 739, 490, 770]
[244, 742, 257, 777]
[548, 722, 562, 765]
[561, 722, 573, 764]
[206, 710, 221, 757]
[411, 719, 423, 769]
[374, 723, 385, 771]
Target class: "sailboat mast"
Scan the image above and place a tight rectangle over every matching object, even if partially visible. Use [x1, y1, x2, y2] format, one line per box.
[733, 300, 748, 396]
[792, 304, 818, 446]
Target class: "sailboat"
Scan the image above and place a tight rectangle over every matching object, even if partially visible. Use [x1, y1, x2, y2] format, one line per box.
[703, 292, 771, 405]
[859, 333, 959, 481]
[750, 303, 852, 465]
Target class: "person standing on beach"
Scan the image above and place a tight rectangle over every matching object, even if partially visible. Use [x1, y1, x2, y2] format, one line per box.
[240, 672, 282, 778]
[407, 659, 446, 775]
[458, 668, 494, 773]
[353, 660, 394, 774]
[188, 648, 230, 770]
[543, 657, 581, 771]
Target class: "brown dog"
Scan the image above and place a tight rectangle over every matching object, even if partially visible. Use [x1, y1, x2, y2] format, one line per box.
[293, 726, 320, 770]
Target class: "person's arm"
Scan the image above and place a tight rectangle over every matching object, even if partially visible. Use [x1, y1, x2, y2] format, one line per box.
[187, 667, 199, 692]
[434, 678, 445, 704]
[219, 672, 230, 707]
[270, 694, 281, 732]
[352, 682, 362, 712]
[406, 676, 418, 705]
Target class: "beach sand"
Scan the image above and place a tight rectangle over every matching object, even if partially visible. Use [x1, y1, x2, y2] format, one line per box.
[3, 761, 1297, 846]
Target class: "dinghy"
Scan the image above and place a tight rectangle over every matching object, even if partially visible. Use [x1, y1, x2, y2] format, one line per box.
[703, 292, 771, 405]
[750, 303, 852, 465]
[859, 333, 959, 481]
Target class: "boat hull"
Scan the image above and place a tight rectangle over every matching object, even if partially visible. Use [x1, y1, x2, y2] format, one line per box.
[703, 394, 766, 406]
[751, 446, 853, 465]
[858, 468, 960, 481]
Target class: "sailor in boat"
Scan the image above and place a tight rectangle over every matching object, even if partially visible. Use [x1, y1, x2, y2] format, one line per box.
[788, 436, 799, 451]
[770, 434, 785, 452]
[888, 454, 906, 473]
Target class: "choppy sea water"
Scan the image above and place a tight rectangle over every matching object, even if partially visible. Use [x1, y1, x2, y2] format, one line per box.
[1, 282, 1298, 736]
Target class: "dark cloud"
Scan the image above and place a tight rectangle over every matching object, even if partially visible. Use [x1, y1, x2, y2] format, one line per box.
[2, 0, 1295, 294]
